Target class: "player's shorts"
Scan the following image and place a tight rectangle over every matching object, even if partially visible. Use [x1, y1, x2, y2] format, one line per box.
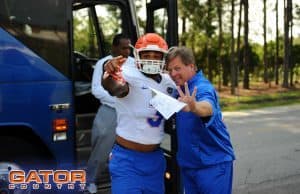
[181, 161, 233, 194]
[109, 144, 166, 194]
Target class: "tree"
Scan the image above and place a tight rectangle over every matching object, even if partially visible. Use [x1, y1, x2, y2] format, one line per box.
[205, 0, 217, 82]
[230, 0, 236, 94]
[263, 0, 268, 84]
[243, 0, 250, 89]
[291, 45, 300, 81]
[290, 0, 294, 86]
[283, 0, 292, 88]
[178, 0, 191, 46]
[217, 0, 223, 91]
[236, 0, 243, 87]
[275, 0, 280, 85]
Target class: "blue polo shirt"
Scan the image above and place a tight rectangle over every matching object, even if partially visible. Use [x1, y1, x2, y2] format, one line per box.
[176, 71, 235, 169]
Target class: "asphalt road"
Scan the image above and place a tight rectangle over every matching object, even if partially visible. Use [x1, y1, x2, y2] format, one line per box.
[223, 104, 300, 194]
[96, 104, 300, 194]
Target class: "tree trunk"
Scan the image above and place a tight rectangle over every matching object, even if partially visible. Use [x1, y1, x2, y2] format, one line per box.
[243, 0, 250, 89]
[290, 0, 294, 87]
[236, 0, 243, 87]
[283, 0, 290, 88]
[181, 16, 186, 46]
[275, 0, 279, 85]
[217, 0, 223, 91]
[222, 64, 230, 86]
[263, 0, 268, 84]
[207, 0, 213, 82]
[230, 0, 236, 94]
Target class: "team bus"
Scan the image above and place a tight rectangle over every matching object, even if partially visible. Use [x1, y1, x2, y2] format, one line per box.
[0, 0, 179, 193]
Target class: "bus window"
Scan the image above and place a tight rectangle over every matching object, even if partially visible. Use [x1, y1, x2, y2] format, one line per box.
[73, 4, 123, 61]
[72, 4, 123, 84]
[73, 8, 99, 59]
[0, 0, 70, 77]
[95, 4, 122, 54]
[72, 7, 99, 114]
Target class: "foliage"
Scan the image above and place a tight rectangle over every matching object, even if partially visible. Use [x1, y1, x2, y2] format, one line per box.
[73, 5, 122, 58]
[73, 15, 90, 55]
[72, 0, 300, 87]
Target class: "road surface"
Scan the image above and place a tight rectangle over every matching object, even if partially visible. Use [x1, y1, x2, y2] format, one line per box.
[96, 104, 300, 194]
[223, 104, 300, 194]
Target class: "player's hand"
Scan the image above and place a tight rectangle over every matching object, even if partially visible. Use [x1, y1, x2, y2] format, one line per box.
[103, 56, 126, 84]
[103, 71, 126, 85]
[177, 82, 197, 112]
[104, 56, 126, 74]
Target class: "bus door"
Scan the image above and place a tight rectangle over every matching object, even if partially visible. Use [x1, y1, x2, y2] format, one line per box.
[71, 0, 138, 189]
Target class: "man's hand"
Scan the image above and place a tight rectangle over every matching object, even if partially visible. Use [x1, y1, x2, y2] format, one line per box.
[102, 56, 129, 98]
[177, 82, 197, 112]
[177, 82, 213, 116]
[104, 56, 126, 74]
[104, 56, 126, 84]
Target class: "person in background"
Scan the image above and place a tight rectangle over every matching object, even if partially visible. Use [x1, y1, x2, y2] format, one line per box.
[102, 33, 175, 194]
[86, 33, 134, 194]
[166, 47, 235, 194]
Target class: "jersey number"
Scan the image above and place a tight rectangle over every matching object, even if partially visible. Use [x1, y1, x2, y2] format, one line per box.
[147, 111, 163, 127]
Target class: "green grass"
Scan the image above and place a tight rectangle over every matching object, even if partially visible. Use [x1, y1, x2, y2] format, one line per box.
[220, 90, 300, 111]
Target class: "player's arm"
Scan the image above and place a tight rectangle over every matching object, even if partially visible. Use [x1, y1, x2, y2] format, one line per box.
[102, 56, 129, 98]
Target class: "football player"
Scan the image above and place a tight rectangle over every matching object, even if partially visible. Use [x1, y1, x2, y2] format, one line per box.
[102, 33, 175, 194]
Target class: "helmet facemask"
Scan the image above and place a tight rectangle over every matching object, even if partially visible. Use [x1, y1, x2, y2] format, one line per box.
[130, 44, 166, 74]
[136, 58, 165, 74]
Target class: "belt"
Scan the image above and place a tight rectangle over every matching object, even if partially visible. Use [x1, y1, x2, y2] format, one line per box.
[115, 135, 160, 152]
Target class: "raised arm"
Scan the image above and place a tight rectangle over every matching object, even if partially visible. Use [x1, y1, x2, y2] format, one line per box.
[102, 56, 130, 98]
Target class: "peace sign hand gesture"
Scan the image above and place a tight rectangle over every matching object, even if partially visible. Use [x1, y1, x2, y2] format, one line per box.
[177, 82, 197, 112]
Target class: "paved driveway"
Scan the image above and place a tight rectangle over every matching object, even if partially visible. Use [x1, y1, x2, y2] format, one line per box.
[224, 105, 300, 194]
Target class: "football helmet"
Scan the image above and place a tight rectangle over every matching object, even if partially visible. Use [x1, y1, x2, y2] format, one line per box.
[134, 33, 168, 74]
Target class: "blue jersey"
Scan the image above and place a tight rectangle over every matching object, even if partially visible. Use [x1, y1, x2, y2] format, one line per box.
[176, 71, 235, 168]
